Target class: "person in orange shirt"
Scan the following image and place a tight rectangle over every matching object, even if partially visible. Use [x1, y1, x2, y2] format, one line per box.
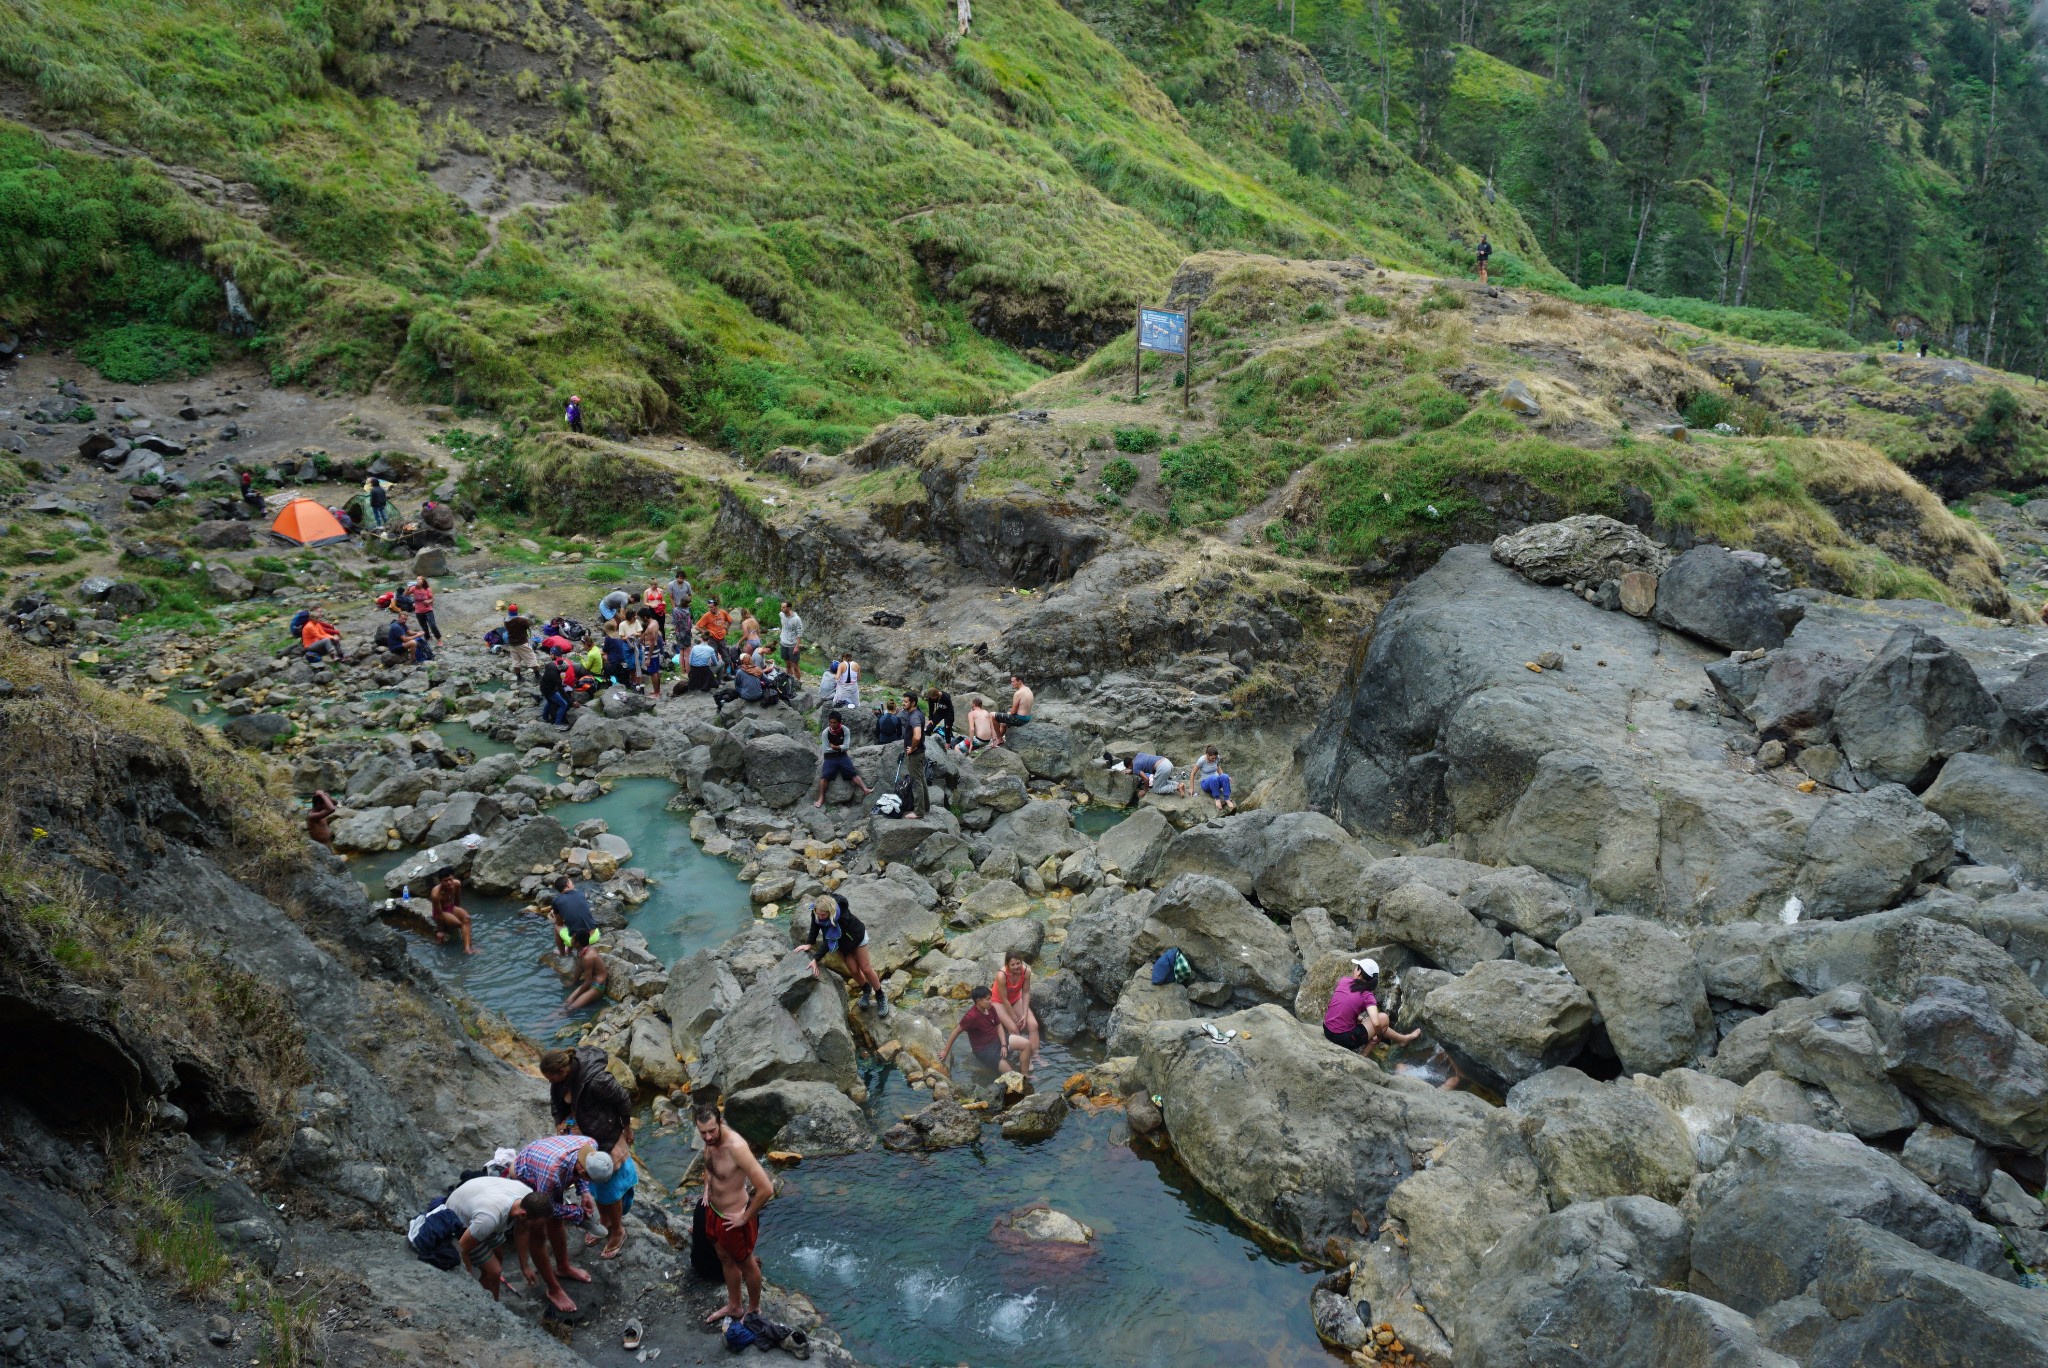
[695, 597, 733, 673]
[301, 609, 347, 663]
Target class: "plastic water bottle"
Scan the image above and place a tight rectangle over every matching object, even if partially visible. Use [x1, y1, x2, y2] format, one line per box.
[401, 884, 410, 903]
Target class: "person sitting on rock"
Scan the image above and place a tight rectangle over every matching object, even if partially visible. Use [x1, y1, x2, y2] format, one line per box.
[960, 697, 996, 753]
[1322, 958, 1415, 1056]
[804, 893, 888, 1016]
[829, 651, 861, 708]
[300, 610, 347, 663]
[943, 986, 1028, 1075]
[814, 710, 873, 808]
[990, 950, 1041, 1074]
[512, 1134, 613, 1313]
[305, 790, 337, 847]
[563, 920, 609, 1014]
[994, 674, 1033, 746]
[684, 632, 719, 695]
[429, 868, 474, 954]
[1192, 745, 1234, 813]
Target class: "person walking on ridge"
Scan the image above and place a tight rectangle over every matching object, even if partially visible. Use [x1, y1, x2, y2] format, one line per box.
[565, 394, 583, 433]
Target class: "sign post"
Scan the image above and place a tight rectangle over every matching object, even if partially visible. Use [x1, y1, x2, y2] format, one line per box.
[1137, 307, 1189, 412]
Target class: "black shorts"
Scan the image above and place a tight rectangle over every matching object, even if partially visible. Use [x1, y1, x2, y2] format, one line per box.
[1324, 1023, 1372, 1050]
[972, 1041, 1004, 1069]
[821, 754, 858, 781]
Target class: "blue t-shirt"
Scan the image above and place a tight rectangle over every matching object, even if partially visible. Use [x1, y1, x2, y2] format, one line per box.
[688, 642, 717, 667]
[602, 636, 631, 674]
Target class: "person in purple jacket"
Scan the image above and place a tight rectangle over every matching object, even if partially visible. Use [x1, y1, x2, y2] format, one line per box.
[565, 394, 583, 432]
[1322, 957, 1416, 1055]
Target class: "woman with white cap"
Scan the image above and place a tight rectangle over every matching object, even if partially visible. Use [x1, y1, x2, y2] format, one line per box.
[1322, 957, 1417, 1055]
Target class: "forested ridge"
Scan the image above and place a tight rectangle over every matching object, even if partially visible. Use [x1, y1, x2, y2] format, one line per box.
[1231, 0, 2048, 370]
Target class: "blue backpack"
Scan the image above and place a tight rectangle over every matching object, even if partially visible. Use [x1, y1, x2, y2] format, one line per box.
[1152, 947, 1193, 986]
[723, 1318, 758, 1351]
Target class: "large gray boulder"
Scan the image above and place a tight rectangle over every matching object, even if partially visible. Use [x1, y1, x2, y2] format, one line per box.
[1652, 544, 1790, 651]
[1899, 1122, 1996, 1199]
[1498, 750, 1664, 915]
[1768, 910, 2048, 1045]
[1732, 647, 1864, 743]
[1372, 880, 1504, 972]
[723, 1079, 873, 1155]
[1459, 865, 1584, 945]
[1094, 806, 1173, 884]
[1006, 721, 1078, 779]
[565, 713, 624, 769]
[1134, 1005, 1487, 1258]
[1831, 626, 1997, 790]
[981, 799, 1082, 868]
[423, 791, 502, 846]
[222, 712, 293, 749]
[1491, 514, 1669, 586]
[1062, 891, 1150, 1003]
[1556, 916, 1715, 1076]
[663, 949, 744, 1062]
[1506, 1069, 1695, 1210]
[1922, 753, 2048, 884]
[1130, 874, 1297, 1000]
[829, 877, 943, 975]
[742, 732, 819, 808]
[1688, 1119, 2010, 1315]
[1456, 1197, 1793, 1368]
[1801, 1219, 2048, 1368]
[1382, 1111, 1548, 1316]
[1153, 809, 1373, 917]
[1759, 987, 1919, 1139]
[1417, 959, 1593, 1091]
[1794, 784, 1953, 919]
[466, 815, 569, 894]
[1103, 967, 1192, 1055]
[691, 953, 858, 1097]
[1884, 975, 2048, 1154]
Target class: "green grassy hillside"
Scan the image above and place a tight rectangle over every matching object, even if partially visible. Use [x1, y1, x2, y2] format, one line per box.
[0, 0, 1537, 451]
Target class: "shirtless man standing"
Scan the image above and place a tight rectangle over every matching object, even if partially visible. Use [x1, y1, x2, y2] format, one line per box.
[696, 1098, 776, 1324]
[994, 674, 1034, 747]
[429, 869, 474, 954]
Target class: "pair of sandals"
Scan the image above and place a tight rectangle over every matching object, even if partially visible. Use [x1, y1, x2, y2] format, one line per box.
[619, 1316, 810, 1359]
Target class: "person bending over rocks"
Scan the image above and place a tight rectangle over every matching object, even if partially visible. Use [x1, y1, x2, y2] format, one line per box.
[443, 1175, 550, 1302]
[805, 893, 888, 1016]
[994, 674, 1033, 746]
[991, 951, 1041, 1074]
[1323, 958, 1415, 1056]
[305, 790, 337, 847]
[943, 986, 1030, 1075]
[697, 1098, 776, 1325]
[512, 1135, 611, 1312]
[429, 868, 474, 954]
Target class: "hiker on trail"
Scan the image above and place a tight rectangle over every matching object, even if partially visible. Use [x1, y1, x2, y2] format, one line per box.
[960, 696, 996, 752]
[994, 674, 1033, 746]
[1918, 338, 1930, 358]
[430, 868, 475, 954]
[923, 686, 956, 746]
[898, 692, 929, 821]
[539, 1043, 640, 1260]
[1475, 235, 1493, 285]
[547, 876, 598, 954]
[1323, 958, 1416, 1055]
[943, 986, 1029, 1074]
[239, 468, 263, 511]
[306, 790, 337, 847]
[695, 1098, 776, 1325]
[804, 892, 889, 1015]
[565, 395, 583, 433]
[990, 950, 1041, 1074]
[773, 600, 804, 676]
[667, 568, 694, 630]
[1193, 745, 1234, 812]
[564, 918, 609, 1013]
[410, 577, 442, 642]
[541, 654, 572, 728]
[599, 588, 633, 623]
[814, 710, 874, 808]
[368, 478, 389, 528]
[442, 1175, 549, 1302]
[512, 1134, 608, 1312]
[696, 598, 733, 671]
[503, 604, 535, 682]
[684, 633, 719, 694]
[637, 610, 665, 697]
[300, 610, 347, 663]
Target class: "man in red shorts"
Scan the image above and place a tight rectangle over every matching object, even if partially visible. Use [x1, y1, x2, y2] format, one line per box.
[696, 1097, 776, 1324]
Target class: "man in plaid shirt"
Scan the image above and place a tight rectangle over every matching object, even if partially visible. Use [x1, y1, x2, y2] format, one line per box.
[513, 1133, 614, 1313]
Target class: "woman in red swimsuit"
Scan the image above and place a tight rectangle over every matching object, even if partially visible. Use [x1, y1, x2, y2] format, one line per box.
[990, 951, 1040, 1074]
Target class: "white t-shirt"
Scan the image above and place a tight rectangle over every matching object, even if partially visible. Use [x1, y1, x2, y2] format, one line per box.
[446, 1176, 531, 1242]
[779, 613, 803, 647]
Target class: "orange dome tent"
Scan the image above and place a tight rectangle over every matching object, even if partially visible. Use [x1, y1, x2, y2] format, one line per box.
[269, 498, 350, 547]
